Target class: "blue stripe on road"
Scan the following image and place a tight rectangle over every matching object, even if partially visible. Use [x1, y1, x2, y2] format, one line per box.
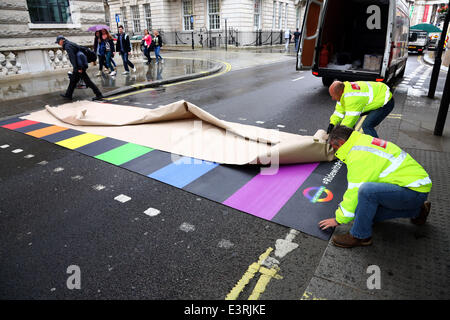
[148, 157, 219, 188]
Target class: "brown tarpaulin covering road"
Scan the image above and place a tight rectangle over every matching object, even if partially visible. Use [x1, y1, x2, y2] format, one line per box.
[24, 100, 335, 165]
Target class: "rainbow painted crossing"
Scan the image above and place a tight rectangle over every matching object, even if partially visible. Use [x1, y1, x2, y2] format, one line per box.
[0, 117, 346, 240]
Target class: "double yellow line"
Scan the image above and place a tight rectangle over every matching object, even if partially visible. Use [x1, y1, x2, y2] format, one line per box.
[103, 58, 232, 101]
[225, 247, 283, 300]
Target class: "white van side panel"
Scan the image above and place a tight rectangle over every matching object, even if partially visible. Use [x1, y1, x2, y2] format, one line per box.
[381, 0, 395, 78]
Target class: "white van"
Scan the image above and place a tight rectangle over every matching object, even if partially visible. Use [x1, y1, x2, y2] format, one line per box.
[408, 30, 429, 54]
[296, 0, 410, 86]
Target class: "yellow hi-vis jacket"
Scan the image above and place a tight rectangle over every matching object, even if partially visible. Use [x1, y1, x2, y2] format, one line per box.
[330, 81, 393, 128]
[334, 131, 432, 224]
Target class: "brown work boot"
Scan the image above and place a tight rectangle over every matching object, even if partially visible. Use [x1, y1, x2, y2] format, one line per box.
[411, 201, 431, 226]
[332, 233, 372, 248]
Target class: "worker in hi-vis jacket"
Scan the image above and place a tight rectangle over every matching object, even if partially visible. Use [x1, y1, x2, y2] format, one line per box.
[326, 80, 394, 138]
[319, 125, 432, 248]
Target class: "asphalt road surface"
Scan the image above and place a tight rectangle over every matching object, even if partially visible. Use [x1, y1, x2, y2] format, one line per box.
[0, 54, 446, 300]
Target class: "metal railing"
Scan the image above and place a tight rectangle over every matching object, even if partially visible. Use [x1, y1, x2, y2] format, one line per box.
[125, 29, 288, 49]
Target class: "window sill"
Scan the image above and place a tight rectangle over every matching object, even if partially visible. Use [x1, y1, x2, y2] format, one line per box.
[28, 23, 82, 30]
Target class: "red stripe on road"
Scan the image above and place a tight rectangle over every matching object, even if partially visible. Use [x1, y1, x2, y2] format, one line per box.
[2, 120, 39, 130]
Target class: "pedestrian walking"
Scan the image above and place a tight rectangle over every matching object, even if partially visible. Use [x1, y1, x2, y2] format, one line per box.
[143, 29, 153, 64]
[293, 28, 301, 52]
[153, 30, 163, 64]
[319, 125, 432, 248]
[56, 35, 103, 101]
[284, 29, 291, 52]
[94, 31, 106, 76]
[116, 25, 136, 75]
[101, 29, 116, 76]
[326, 80, 394, 138]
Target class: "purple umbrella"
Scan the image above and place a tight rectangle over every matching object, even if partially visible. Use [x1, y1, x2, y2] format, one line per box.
[87, 25, 110, 32]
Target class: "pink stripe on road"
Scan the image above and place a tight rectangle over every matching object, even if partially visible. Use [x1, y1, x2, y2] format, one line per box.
[223, 162, 319, 220]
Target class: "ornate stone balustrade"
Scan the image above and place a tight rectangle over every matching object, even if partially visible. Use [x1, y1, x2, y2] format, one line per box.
[0, 41, 144, 79]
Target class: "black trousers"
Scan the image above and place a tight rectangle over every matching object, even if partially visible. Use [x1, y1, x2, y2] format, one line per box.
[66, 70, 102, 98]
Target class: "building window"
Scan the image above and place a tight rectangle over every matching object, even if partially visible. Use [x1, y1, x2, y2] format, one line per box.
[27, 0, 72, 24]
[130, 5, 141, 34]
[143, 3, 152, 31]
[254, 0, 262, 29]
[272, 1, 277, 29]
[278, 2, 282, 29]
[208, 0, 220, 30]
[183, 0, 193, 31]
[296, 5, 300, 29]
[120, 6, 129, 32]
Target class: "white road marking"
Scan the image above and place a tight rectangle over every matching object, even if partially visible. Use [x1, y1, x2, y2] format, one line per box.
[71, 175, 83, 181]
[24, 154, 35, 159]
[146, 103, 153, 106]
[292, 76, 305, 81]
[277, 124, 285, 128]
[12, 149, 23, 153]
[144, 207, 161, 217]
[218, 239, 234, 249]
[92, 184, 106, 191]
[0, 144, 9, 149]
[256, 121, 265, 124]
[179, 222, 195, 232]
[37, 160, 48, 165]
[274, 229, 300, 259]
[53, 167, 64, 172]
[114, 194, 131, 203]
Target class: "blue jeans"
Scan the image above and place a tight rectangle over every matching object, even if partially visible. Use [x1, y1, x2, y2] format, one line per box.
[121, 51, 135, 71]
[155, 46, 162, 62]
[350, 182, 428, 239]
[362, 97, 395, 138]
[105, 51, 114, 72]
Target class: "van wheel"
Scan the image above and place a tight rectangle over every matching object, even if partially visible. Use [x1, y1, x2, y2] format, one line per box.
[322, 77, 334, 87]
[397, 65, 405, 78]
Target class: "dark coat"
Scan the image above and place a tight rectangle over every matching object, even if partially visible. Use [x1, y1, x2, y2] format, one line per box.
[116, 33, 131, 53]
[63, 40, 83, 73]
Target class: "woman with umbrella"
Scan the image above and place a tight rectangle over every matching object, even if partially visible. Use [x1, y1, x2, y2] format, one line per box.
[89, 25, 117, 76]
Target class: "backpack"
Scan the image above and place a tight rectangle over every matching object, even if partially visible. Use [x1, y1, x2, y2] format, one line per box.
[79, 46, 97, 63]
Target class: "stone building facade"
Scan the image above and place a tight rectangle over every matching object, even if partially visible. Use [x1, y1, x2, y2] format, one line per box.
[106, 0, 307, 46]
[409, 0, 448, 27]
[0, 0, 107, 78]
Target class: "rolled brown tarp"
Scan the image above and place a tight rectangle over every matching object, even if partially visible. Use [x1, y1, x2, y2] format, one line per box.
[23, 100, 335, 165]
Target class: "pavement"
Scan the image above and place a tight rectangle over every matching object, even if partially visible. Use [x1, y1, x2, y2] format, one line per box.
[0, 47, 449, 300]
[423, 49, 449, 72]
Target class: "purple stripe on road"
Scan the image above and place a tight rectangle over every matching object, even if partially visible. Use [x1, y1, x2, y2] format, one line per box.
[223, 162, 319, 221]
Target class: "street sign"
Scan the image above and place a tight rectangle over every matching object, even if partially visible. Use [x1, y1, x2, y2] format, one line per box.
[115, 14, 120, 23]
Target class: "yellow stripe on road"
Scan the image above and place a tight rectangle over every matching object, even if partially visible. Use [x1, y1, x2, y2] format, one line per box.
[56, 133, 105, 149]
[225, 247, 282, 300]
[104, 59, 231, 101]
[164, 60, 232, 87]
[354, 115, 367, 133]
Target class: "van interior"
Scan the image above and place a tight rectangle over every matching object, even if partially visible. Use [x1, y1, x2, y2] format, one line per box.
[317, 0, 390, 73]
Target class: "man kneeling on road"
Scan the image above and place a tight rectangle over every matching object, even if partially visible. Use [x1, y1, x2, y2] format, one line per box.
[56, 35, 103, 101]
[326, 80, 394, 138]
[319, 125, 432, 248]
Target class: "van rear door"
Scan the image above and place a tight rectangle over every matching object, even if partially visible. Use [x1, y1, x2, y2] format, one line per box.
[296, 0, 325, 70]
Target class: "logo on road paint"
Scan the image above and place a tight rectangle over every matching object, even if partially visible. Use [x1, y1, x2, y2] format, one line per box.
[303, 186, 333, 203]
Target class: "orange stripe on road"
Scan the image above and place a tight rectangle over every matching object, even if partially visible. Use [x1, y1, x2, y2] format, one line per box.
[26, 125, 68, 138]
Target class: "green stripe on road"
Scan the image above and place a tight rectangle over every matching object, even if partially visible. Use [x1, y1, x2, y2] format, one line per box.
[95, 143, 153, 166]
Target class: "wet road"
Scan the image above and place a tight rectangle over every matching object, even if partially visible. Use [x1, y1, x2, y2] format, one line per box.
[0, 54, 446, 300]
